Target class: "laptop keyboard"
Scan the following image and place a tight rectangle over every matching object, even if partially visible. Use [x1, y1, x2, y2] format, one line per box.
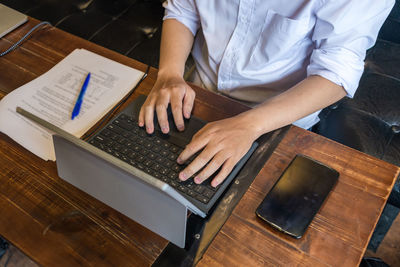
[88, 113, 218, 204]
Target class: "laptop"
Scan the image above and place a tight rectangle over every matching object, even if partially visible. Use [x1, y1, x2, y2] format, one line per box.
[17, 95, 258, 247]
[0, 4, 28, 38]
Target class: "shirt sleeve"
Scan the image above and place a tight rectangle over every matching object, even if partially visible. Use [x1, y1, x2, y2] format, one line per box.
[307, 0, 395, 97]
[163, 0, 200, 36]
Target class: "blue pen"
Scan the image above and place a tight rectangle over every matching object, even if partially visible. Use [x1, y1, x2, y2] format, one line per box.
[71, 72, 91, 120]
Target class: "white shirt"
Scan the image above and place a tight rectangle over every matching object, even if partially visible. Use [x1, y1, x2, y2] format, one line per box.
[164, 0, 394, 129]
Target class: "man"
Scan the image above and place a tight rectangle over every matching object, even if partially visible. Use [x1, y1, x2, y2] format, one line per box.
[139, 0, 394, 187]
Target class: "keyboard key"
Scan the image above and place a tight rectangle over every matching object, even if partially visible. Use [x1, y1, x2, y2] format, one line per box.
[170, 145, 180, 153]
[141, 149, 150, 156]
[172, 164, 181, 172]
[144, 142, 153, 149]
[194, 185, 205, 194]
[178, 185, 188, 193]
[101, 129, 112, 137]
[153, 172, 161, 179]
[152, 163, 162, 171]
[121, 148, 129, 155]
[162, 142, 171, 149]
[188, 190, 196, 197]
[161, 176, 169, 183]
[107, 124, 124, 134]
[168, 153, 178, 161]
[160, 167, 169, 175]
[118, 138, 129, 145]
[90, 113, 222, 209]
[113, 119, 134, 131]
[163, 160, 173, 168]
[194, 194, 209, 204]
[203, 188, 214, 199]
[122, 131, 133, 138]
[144, 159, 153, 167]
[170, 181, 179, 188]
[136, 163, 145, 170]
[186, 181, 195, 189]
[154, 138, 162, 145]
[136, 155, 145, 163]
[160, 150, 169, 157]
[128, 151, 139, 159]
[152, 146, 161, 153]
[156, 156, 166, 164]
[168, 171, 178, 180]
[94, 135, 105, 143]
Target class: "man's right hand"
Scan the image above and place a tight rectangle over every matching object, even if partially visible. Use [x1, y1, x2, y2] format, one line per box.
[138, 74, 196, 134]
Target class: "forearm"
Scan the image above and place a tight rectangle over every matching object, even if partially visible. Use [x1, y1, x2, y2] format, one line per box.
[158, 19, 195, 78]
[239, 75, 347, 138]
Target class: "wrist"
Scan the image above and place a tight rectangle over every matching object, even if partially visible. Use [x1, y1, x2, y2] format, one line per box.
[157, 67, 184, 81]
[235, 110, 266, 140]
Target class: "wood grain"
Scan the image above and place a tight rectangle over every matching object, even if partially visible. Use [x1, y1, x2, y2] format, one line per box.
[1, 18, 399, 267]
[198, 128, 399, 267]
[0, 18, 166, 266]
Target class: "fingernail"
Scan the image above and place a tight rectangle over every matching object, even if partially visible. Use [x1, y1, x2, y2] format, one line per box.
[161, 126, 169, 133]
[212, 179, 220, 187]
[179, 172, 186, 180]
[177, 124, 184, 131]
[194, 176, 202, 184]
[138, 121, 143, 127]
[177, 157, 182, 164]
[184, 112, 190, 118]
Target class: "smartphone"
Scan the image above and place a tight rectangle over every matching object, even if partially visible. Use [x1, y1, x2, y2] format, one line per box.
[255, 154, 339, 238]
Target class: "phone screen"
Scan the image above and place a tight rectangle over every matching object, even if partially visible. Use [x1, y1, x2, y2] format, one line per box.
[256, 155, 339, 238]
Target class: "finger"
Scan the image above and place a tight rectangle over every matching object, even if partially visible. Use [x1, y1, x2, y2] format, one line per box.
[182, 88, 195, 119]
[138, 107, 145, 127]
[143, 100, 156, 134]
[170, 89, 185, 131]
[211, 158, 236, 187]
[155, 97, 170, 134]
[139, 97, 154, 127]
[193, 153, 226, 184]
[179, 146, 215, 181]
[177, 135, 209, 164]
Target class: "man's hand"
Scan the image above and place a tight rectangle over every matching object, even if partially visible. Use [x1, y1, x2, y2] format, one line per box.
[177, 114, 260, 187]
[138, 74, 196, 134]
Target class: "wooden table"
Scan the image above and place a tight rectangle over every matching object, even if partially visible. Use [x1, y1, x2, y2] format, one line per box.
[0, 19, 399, 267]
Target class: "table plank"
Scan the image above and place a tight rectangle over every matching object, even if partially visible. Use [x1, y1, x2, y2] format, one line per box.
[0, 18, 262, 266]
[0, 19, 168, 266]
[198, 127, 399, 266]
[1, 17, 399, 267]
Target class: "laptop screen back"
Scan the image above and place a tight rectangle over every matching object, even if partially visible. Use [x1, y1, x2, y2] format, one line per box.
[0, 4, 28, 38]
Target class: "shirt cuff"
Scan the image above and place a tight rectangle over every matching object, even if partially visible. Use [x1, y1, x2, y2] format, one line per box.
[163, 2, 199, 36]
[307, 48, 365, 98]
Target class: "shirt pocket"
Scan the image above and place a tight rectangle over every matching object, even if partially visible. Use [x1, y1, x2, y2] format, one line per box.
[249, 10, 310, 66]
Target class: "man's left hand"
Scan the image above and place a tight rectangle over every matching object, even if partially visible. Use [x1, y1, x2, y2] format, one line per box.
[177, 114, 260, 187]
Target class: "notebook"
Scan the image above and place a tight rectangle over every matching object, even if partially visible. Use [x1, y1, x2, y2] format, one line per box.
[86, 96, 258, 215]
[17, 95, 258, 247]
[0, 4, 28, 38]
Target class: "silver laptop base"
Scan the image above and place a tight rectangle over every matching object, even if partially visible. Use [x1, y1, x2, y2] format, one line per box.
[54, 135, 188, 248]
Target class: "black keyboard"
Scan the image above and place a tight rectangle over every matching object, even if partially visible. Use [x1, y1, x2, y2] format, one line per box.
[88, 113, 218, 204]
